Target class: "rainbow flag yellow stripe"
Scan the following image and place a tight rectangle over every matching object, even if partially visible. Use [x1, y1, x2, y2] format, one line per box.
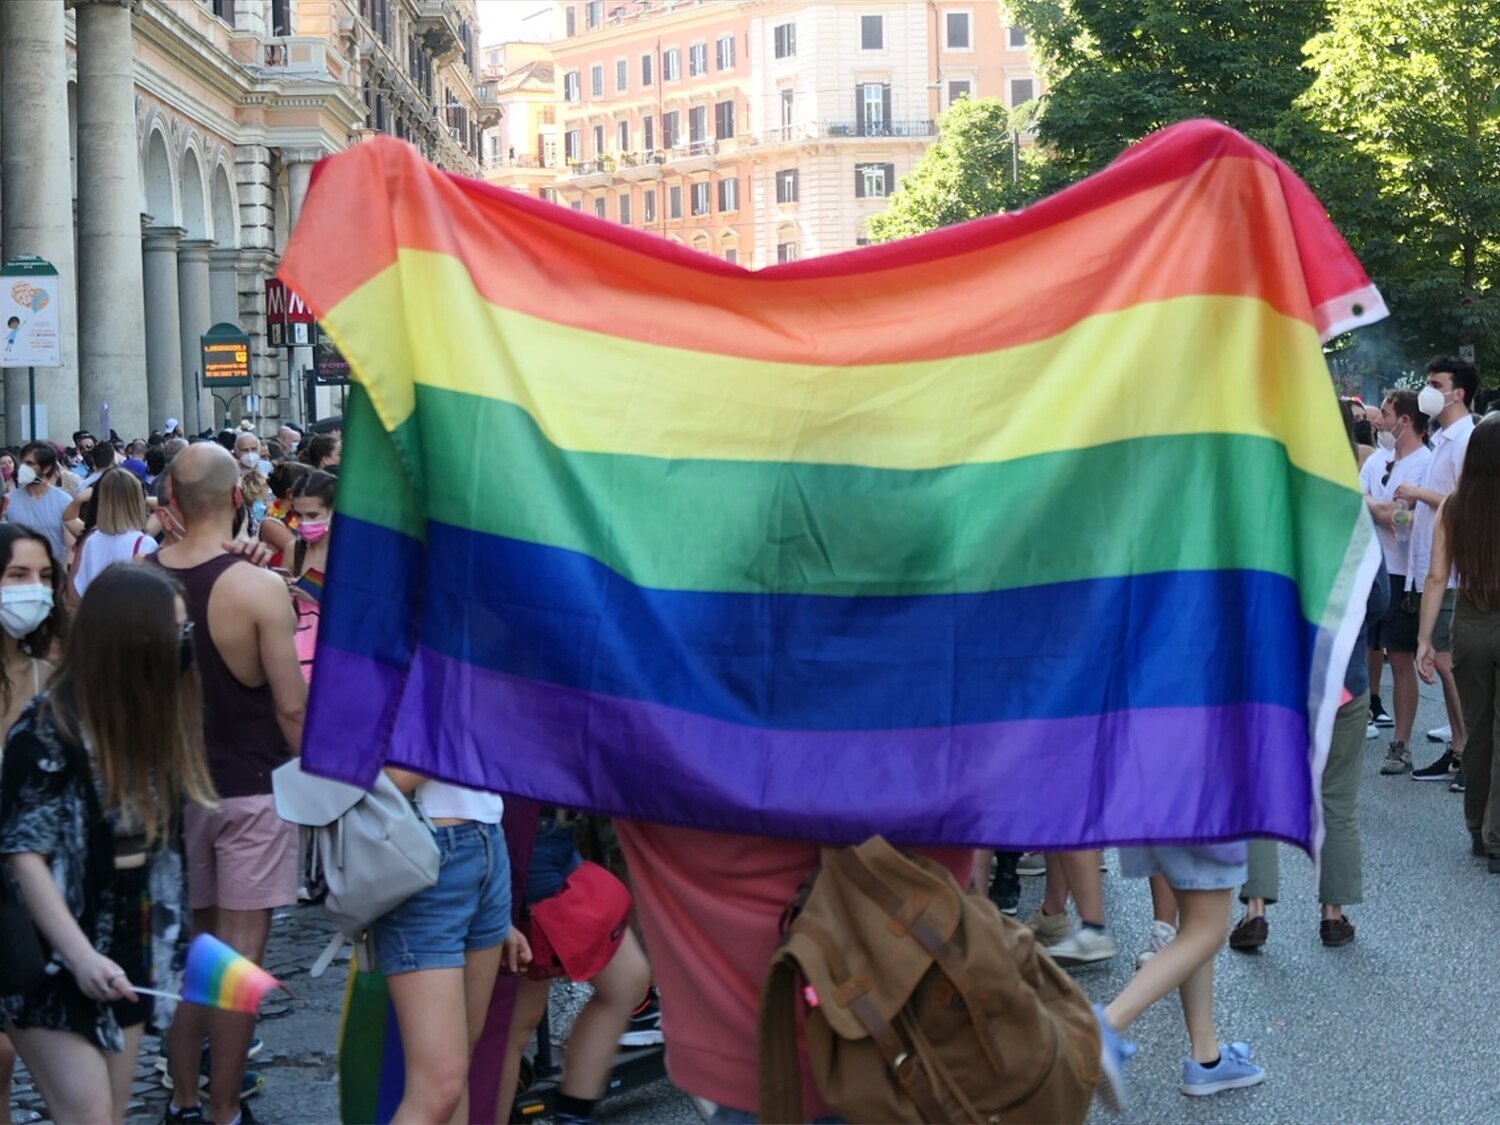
[281, 120, 1383, 852]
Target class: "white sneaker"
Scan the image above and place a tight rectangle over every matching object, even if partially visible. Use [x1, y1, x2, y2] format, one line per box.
[1050, 926, 1117, 967]
[1017, 852, 1047, 876]
[1366, 722, 1379, 740]
[1428, 724, 1452, 743]
[1135, 920, 1177, 969]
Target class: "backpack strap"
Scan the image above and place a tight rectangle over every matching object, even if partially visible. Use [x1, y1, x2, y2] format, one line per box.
[757, 950, 807, 1125]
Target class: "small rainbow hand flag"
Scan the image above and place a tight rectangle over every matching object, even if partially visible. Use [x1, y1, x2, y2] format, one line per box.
[180, 934, 287, 1014]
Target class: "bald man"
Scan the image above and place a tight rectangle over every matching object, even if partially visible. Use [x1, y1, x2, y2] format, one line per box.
[152, 444, 306, 1125]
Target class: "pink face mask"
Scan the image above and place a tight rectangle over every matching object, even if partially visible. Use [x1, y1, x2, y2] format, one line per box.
[297, 520, 330, 545]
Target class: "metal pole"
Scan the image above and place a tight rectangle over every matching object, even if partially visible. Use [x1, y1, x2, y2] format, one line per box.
[194, 372, 202, 435]
[27, 367, 36, 442]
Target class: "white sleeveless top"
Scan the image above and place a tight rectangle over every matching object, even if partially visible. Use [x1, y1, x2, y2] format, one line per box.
[417, 780, 504, 823]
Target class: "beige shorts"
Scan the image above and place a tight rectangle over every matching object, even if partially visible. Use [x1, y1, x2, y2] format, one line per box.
[183, 794, 298, 912]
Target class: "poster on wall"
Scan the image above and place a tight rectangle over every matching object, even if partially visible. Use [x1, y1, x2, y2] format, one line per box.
[0, 257, 62, 369]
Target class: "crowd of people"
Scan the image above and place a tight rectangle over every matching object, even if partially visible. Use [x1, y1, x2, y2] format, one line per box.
[0, 354, 1496, 1125]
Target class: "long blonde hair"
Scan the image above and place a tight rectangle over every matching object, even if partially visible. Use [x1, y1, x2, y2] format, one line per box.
[47, 564, 215, 844]
[94, 468, 149, 535]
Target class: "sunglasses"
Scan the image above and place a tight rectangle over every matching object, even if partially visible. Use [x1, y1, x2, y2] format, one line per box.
[179, 621, 196, 673]
[1381, 460, 1394, 487]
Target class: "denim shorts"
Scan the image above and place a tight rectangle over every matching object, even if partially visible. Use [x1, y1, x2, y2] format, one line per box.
[1117, 842, 1248, 891]
[524, 815, 584, 907]
[371, 820, 512, 975]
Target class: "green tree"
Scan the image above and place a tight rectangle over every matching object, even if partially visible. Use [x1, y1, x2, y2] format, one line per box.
[1008, 0, 1329, 185]
[866, 97, 1040, 243]
[1294, 0, 1500, 376]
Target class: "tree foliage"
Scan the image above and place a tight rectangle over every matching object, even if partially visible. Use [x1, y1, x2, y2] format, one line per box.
[1292, 0, 1500, 375]
[1007, 0, 1328, 185]
[866, 97, 1040, 243]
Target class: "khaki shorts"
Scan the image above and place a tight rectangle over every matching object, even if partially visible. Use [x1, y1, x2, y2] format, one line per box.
[1425, 588, 1457, 653]
[183, 793, 298, 912]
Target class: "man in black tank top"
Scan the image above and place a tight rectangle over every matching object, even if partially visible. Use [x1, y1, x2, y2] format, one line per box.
[149, 444, 307, 1125]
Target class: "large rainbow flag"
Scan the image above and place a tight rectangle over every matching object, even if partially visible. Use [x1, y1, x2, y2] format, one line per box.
[280, 119, 1383, 853]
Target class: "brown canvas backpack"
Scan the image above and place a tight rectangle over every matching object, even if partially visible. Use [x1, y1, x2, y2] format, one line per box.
[757, 837, 1100, 1124]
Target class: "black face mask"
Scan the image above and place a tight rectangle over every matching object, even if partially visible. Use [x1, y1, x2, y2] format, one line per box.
[179, 622, 196, 674]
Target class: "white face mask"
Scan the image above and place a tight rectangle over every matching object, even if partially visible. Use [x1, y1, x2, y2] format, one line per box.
[15, 465, 37, 487]
[1418, 385, 1450, 419]
[0, 584, 52, 639]
[1376, 429, 1396, 451]
[240, 451, 260, 470]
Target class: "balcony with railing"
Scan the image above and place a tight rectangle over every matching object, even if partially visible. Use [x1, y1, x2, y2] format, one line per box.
[414, 0, 463, 58]
[818, 119, 937, 139]
[663, 139, 719, 173]
[617, 150, 665, 181]
[487, 154, 550, 171]
[253, 36, 348, 83]
[564, 157, 616, 188]
[475, 83, 501, 128]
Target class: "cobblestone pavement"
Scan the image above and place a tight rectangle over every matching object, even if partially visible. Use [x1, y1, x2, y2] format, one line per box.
[7, 674, 1492, 1123]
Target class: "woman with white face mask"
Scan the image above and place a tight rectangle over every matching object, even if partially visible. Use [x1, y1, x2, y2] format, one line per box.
[232, 434, 270, 539]
[0, 524, 66, 1125]
[4, 443, 73, 568]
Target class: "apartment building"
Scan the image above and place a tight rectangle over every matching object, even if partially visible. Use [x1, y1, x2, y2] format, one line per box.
[484, 0, 1037, 266]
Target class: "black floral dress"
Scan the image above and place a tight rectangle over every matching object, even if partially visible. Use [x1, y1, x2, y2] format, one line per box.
[0, 696, 188, 1049]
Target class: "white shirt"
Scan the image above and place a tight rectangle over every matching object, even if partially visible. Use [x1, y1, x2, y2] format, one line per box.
[1358, 442, 1431, 574]
[73, 529, 157, 596]
[1407, 412, 1476, 590]
[417, 780, 505, 823]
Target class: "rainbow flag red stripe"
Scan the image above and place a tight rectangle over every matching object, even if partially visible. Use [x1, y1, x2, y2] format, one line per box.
[280, 120, 1383, 852]
[179, 934, 283, 1014]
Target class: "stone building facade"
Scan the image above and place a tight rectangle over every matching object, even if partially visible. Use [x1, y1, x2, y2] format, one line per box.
[0, 0, 494, 443]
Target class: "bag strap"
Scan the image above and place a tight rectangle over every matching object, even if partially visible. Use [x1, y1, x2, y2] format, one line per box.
[846, 992, 951, 1123]
[757, 951, 807, 1125]
[310, 932, 347, 978]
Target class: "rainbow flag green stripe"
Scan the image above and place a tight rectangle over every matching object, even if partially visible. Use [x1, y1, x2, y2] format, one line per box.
[337, 385, 1356, 617]
[281, 120, 1385, 853]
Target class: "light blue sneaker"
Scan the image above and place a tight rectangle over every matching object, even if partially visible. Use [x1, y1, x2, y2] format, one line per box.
[1181, 1041, 1265, 1096]
[1093, 1003, 1135, 1113]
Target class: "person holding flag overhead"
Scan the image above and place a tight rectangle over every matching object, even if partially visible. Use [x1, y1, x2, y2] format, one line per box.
[0, 564, 216, 1125]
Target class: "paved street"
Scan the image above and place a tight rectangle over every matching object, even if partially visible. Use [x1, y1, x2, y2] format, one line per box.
[8, 671, 1487, 1124]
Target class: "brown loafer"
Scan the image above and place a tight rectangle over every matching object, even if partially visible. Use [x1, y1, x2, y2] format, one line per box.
[1228, 914, 1268, 951]
[1320, 915, 1355, 947]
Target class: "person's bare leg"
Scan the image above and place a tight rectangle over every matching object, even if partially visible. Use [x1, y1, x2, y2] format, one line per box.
[559, 932, 652, 1101]
[1105, 888, 1231, 1033]
[1057, 850, 1105, 926]
[205, 907, 272, 1125]
[167, 906, 216, 1112]
[1041, 853, 1071, 918]
[8, 1027, 113, 1125]
[1390, 651, 1419, 745]
[1148, 875, 1177, 926]
[1436, 652, 1467, 759]
[0, 1030, 15, 1125]
[1176, 951, 1220, 1064]
[386, 967, 470, 1125]
[106, 1024, 145, 1125]
[495, 978, 553, 1125]
[450, 941, 506, 1125]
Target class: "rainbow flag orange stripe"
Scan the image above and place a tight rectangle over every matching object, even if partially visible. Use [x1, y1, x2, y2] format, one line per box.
[280, 120, 1383, 852]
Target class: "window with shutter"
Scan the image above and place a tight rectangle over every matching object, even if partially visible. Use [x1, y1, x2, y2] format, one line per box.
[690, 42, 707, 75]
[725, 248, 738, 264]
[593, 125, 605, 156]
[669, 185, 683, 219]
[617, 121, 630, 151]
[776, 168, 799, 203]
[594, 197, 606, 218]
[664, 48, 680, 80]
[774, 22, 795, 58]
[616, 59, 628, 91]
[565, 6, 576, 36]
[1010, 77, 1035, 105]
[591, 65, 603, 97]
[715, 100, 735, 140]
[644, 115, 656, 153]
[946, 12, 972, 50]
[564, 72, 580, 101]
[691, 182, 710, 216]
[663, 111, 679, 149]
[860, 15, 883, 50]
[565, 130, 581, 160]
[619, 194, 632, 225]
[859, 83, 886, 135]
[718, 178, 739, 212]
[689, 106, 708, 144]
[1008, 25, 1027, 48]
[644, 189, 657, 222]
[717, 35, 735, 70]
[642, 53, 654, 86]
